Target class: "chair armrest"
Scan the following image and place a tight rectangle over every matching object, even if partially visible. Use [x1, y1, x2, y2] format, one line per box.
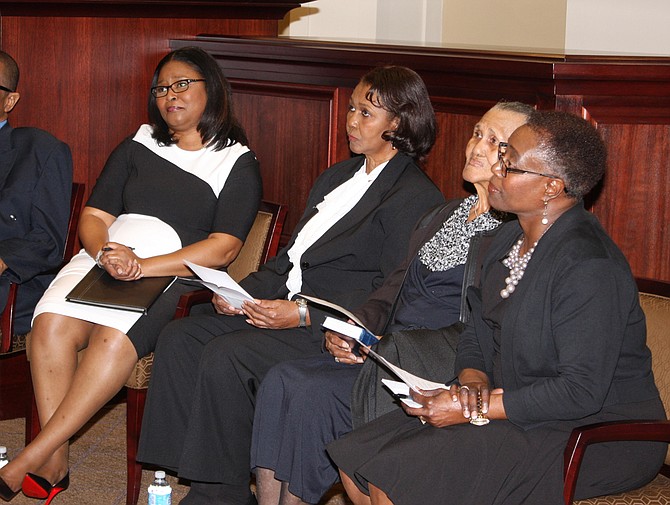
[173, 288, 213, 319]
[564, 419, 670, 504]
[0, 282, 19, 353]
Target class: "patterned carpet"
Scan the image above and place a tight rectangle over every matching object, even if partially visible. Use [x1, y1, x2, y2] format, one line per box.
[1, 402, 190, 505]
[0, 402, 351, 505]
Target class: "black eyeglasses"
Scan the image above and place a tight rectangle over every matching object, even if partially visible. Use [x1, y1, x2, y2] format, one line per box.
[0, 85, 14, 93]
[150, 79, 206, 98]
[497, 142, 559, 179]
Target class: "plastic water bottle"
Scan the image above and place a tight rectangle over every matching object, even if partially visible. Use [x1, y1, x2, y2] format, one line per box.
[147, 470, 171, 505]
[0, 447, 8, 469]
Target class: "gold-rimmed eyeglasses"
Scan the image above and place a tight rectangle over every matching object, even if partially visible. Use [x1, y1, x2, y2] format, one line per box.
[150, 79, 206, 98]
[497, 142, 559, 179]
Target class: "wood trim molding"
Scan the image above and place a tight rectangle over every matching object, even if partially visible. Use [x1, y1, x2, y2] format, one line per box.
[0, 0, 314, 18]
[230, 79, 339, 101]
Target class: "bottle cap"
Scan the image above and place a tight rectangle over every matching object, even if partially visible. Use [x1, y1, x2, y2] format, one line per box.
[155, 470, 166, 479]
[0, 446, 6, 453]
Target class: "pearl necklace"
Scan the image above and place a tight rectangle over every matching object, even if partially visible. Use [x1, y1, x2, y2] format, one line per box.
[500, 236, 537, 299]
[500, 222, 554, 299]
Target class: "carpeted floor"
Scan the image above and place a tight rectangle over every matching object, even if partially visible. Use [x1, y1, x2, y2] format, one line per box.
[0, 402, 190, 504]
[0, 402, 351, 505]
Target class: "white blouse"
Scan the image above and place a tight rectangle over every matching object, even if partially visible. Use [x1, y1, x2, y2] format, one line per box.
[286, 159, 387, 299]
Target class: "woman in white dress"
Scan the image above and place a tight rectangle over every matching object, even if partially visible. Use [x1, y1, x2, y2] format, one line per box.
[0, 46, 262, 503]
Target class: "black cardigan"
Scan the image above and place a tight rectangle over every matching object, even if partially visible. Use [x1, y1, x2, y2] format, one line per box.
[456, 203, 659, 430]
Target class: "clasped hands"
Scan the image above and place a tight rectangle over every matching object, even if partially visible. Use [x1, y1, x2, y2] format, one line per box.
[399, 381, 495, 427]
[213, 295, 302, 330]
[96, 242, 142, 281]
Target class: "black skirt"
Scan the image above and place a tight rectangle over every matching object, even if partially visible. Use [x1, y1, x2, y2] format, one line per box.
[327, 398, 666, 505]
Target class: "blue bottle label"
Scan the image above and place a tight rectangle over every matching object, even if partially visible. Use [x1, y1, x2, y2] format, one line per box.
[148, 488, 171, 505]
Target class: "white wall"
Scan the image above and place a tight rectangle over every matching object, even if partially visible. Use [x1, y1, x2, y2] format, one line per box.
[282, 0, 670, 56]
[280, 0, 441, 43]
[376, 0, 443, 44]
[280, 0, 378, 42]
[565, 0, 670, 55]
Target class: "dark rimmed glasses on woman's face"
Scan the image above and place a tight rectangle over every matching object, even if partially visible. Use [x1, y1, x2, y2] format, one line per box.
[150, 78, 206, 98]
[497, 142, 559, 179]
[0, 85, 14, 93]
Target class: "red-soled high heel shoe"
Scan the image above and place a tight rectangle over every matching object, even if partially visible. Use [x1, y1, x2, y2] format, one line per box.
[22, 472, 69, 505]
[0, 476, 19, 501]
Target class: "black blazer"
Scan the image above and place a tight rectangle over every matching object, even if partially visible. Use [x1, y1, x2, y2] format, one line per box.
[0, 123, 73, 334]
[240, 152, 445, 334]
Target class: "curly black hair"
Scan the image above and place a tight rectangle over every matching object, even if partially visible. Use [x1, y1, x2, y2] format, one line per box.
[360, 66, 436, 162]
[526, 111, 606, 199]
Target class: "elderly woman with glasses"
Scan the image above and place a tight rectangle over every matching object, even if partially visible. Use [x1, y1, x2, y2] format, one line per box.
[0, 46, 261, 502]
[327, 110, 666, 505]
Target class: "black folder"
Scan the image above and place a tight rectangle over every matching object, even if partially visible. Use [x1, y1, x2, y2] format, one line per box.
[66, 267, 175, 314]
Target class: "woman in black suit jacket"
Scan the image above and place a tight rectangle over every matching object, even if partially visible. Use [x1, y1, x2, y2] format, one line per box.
[328, 111, 666, 505]
[136, 66, 445, 505]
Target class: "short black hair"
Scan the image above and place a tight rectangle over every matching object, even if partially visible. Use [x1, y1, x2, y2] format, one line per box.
[360, 66, 436, 162]
[526, 111, 607, 199]
[148, 46, 248, 151]
[0, 51, 19, 91]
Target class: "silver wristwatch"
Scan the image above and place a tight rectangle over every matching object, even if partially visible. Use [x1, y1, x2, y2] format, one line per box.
[295, 298, 308, 327]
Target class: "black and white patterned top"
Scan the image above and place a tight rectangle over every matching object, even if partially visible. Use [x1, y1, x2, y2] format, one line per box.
[418, 195, 502, 272]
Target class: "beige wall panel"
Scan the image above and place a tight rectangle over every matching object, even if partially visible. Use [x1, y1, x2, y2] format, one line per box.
[441, 0, 566, 52]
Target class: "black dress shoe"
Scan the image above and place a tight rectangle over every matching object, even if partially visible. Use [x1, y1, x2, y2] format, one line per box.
[0, 476, 19, 502]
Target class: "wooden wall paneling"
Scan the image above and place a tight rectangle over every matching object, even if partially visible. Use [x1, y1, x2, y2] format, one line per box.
[177, 37, 670, 281]
[1, 15, 280, 197]
[176, 36, 558, 107]
[580, 105, 670, 282]
[554, 63, 670, 282]
[230, 81, 336, 241]
[0, 0, 314, 19]
[330, 86, 356, 167]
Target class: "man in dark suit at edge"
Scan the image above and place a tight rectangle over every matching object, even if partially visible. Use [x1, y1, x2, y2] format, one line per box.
[0, 50, 73, 336]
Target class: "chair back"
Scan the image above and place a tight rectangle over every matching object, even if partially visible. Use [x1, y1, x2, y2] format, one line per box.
[637, 277, 670, 465]
[65, 182, 86, 263]
[226, 200, 287, 282]
[125, 200, 287, 389]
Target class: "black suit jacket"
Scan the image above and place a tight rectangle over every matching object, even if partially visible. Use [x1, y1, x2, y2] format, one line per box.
[0, 122, 73, 334]
[240, 152, 445, 334]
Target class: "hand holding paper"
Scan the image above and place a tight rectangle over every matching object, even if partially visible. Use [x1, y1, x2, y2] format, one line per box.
[184, 260, 255, 310]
